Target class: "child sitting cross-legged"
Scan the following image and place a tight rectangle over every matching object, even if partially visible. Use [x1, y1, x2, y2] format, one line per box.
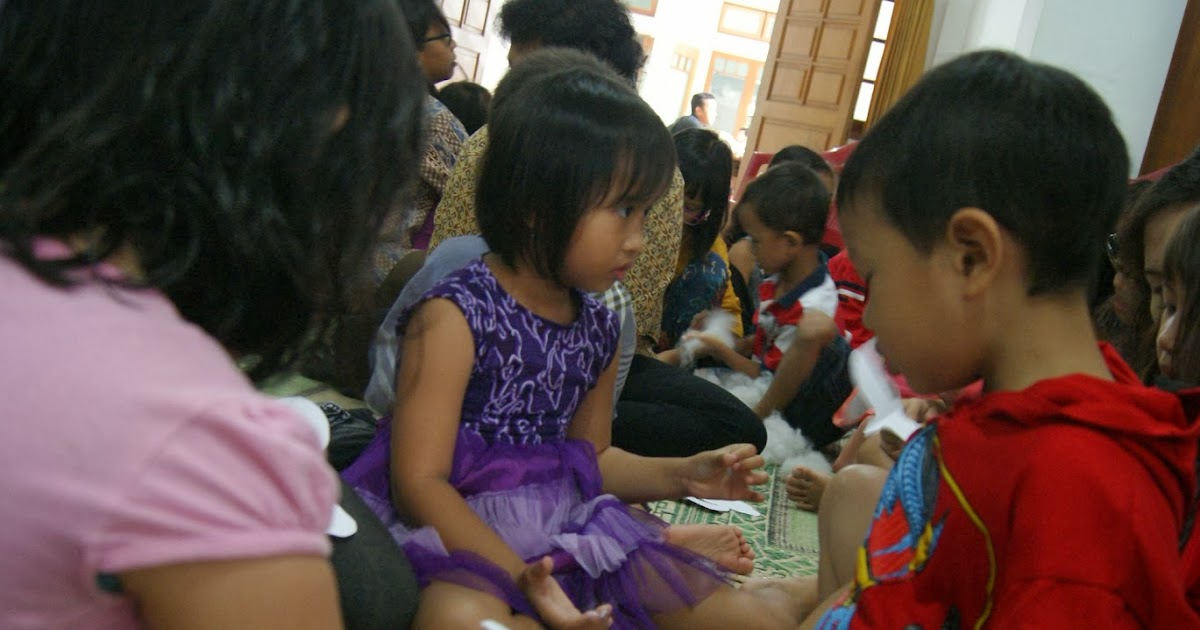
[686, 162, 852, 451]
[799, 49, 1200, 629]
[343, 52, 810, 630]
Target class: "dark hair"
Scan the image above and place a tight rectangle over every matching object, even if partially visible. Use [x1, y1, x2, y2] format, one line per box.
[1116, 147, 1200, 381]
[1163, 206, 1200, 384]
[498, 0, 644, 84]
[396, 0, 450, 49]
[674, 129, 732, 264]
[690, 92, 715, 114]
[0, 0, 426, 379]
[838, 50, 1128, 296]
[738, 162, 830, 245]
[768, 145, 833, 177]
[478, 56, 674, 284]
[436, 82, 491, 134]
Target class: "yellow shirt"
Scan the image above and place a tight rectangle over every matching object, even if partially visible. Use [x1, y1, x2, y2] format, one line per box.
[673, 236, 744, 338]
[431, 126, 684, 350]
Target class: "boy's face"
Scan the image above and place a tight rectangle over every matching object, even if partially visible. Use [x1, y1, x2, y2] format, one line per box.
[738, 203, 791, 275]
[840, 200, 980, 395]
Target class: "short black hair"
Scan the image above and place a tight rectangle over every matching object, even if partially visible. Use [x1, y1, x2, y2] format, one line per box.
[395, 0, 450, 49]
[478, 54, 674, 284]
[0, 0, 426, 379]
[1164, 206, 1200, 384]
[838, 50, 1129, 296]
[674, 128, 733, 263]
[498, 0, 644, 85]
[738, 162, 830, 245]
[768, 145, 833, 177]
[436, 82, 491, 134]
[691, 92, 716, 114]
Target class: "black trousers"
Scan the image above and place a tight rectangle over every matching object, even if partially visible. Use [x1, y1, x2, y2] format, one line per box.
[612, 354, 767, 457]
[330, 480, 419, 630]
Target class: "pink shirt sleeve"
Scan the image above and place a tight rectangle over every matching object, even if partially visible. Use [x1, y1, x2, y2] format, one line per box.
[86, 399, 338, 575]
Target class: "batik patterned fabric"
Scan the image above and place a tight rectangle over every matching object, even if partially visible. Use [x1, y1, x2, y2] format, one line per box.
[660, 250, 728, 348]
[369, 96, 467, 287]
[342, 259, 728, 628]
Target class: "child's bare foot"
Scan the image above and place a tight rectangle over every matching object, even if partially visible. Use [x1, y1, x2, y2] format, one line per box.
[786, 466, 831, 512]
[665, 524, 755, 575]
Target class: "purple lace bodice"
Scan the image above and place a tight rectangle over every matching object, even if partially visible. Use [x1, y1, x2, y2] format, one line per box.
[404, 258, 619, 445]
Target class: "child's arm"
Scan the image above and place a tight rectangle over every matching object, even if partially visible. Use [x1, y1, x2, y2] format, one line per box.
[119, 556, 343, 629]
[393, 300, 606, 628]
[686, 331, 762, 377]
[568, 355, 767, 503]
[390, 299, 528, 577]
[753, 311, 838, 419]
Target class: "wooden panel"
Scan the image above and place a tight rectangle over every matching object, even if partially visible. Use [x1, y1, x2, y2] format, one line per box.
[463, 0, 489, 34]
[738, 0, 881, 183]
[768, 63, 810, 102]
[780, 22, 819, 58]
[828, 0, 867, 16]
[440, 0, 465, 25]
[790, 0, 824, 16]
[754, 118, 833, 155]
[1141, 0, 1200, 174]
[806, 68, 846, 107]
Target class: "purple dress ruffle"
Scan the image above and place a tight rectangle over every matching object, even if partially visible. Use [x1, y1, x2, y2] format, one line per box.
[343, 259, 727, 628]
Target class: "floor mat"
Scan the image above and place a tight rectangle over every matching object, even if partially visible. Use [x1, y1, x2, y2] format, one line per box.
[649, 465, 819, 578]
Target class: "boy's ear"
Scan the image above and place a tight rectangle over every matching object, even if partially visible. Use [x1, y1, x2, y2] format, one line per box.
[782, 230, 805, 248]
[944, 207, 1003, 296]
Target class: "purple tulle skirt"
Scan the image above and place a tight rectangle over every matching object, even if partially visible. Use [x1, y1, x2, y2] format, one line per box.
[341, 420, 729, 628]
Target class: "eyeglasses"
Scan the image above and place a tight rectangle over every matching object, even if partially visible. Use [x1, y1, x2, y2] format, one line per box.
[422, 33, 453, 45]
[1106, 232, 1124, 274]
[683, 199, 712, 226]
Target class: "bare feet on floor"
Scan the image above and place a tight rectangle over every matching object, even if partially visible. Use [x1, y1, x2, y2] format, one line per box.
[665, 524, 755, 575]
[786, 466, 831, 512]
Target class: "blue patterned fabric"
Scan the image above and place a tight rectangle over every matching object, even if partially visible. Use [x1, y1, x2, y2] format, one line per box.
[660, 251, 728, 347]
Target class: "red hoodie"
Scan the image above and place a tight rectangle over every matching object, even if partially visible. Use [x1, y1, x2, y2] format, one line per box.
[817, 345, 1200, 629]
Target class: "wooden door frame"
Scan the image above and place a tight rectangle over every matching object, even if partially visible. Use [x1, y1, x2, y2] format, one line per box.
[1141, 0, 1200, 174]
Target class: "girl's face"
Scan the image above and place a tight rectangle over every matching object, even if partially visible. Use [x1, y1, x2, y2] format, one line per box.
[1157, 278, 1183, 379]
[1143, 205, 1190, 326]
[419, 23, 456, 84]
[683, 193, 711, 226]
[560, 194, 647, 293]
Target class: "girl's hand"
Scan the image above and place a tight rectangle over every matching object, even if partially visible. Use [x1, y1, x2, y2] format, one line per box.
[680, 331, 724, 359]
[681, 444, 768, 502]
[518, 557, 613, 630]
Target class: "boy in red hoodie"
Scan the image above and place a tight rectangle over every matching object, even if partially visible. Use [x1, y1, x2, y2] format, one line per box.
[804, 50, 1200, 629]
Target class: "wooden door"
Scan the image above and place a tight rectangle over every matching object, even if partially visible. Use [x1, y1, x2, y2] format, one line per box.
[741, 0, 881, 174]
[1140, 0, 1200, 175]
[439, 0, 496, 84]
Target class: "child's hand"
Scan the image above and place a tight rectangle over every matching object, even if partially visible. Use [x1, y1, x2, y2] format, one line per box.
[901, 397, 947, 423]
[680, 331, 724, 359]
[518, 556, 613, 629]
[682, 444, 768, 502]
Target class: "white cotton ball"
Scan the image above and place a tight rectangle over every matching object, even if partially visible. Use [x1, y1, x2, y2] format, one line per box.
[677, 309, 738, 367]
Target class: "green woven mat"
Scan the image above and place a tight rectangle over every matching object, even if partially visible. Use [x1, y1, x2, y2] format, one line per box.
[649, 465, 818, 578]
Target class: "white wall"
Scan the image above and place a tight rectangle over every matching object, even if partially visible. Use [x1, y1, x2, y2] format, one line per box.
[928, 0, 1187, 174]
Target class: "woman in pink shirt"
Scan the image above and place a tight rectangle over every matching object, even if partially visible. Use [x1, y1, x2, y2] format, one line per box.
[0, 0, 425, 627]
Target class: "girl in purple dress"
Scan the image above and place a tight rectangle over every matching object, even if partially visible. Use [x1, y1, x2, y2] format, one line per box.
[343, 52, 809, 630]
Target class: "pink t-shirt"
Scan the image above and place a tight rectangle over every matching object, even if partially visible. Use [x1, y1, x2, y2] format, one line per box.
[0, 251, 338, 629]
